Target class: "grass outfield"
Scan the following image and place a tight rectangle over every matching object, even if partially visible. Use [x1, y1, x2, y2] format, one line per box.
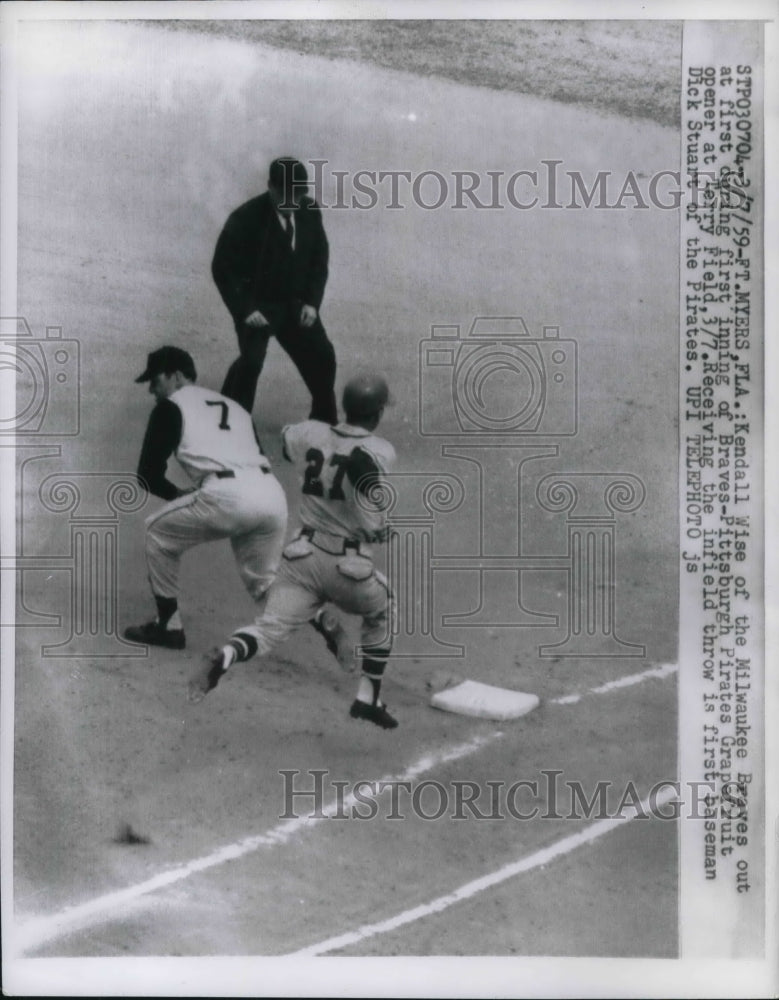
[157, 19, 681, 127]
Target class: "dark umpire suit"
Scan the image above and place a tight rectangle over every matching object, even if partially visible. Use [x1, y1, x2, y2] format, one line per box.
[212, 183, 338, 424]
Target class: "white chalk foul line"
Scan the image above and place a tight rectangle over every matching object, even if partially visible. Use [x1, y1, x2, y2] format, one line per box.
[12, 730, 505, 956]
[14, 661, 678, 955]
[287, 784, 678, 957]
[549, 661, 678, 705]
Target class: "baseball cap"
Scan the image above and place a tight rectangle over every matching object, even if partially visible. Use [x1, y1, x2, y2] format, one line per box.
[135, 346, 197, 383]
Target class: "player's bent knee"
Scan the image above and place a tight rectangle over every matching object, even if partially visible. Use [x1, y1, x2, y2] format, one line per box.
[146, 533, 180, 559]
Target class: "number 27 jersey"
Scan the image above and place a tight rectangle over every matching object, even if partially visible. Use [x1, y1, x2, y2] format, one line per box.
[282, 420, 396, 540]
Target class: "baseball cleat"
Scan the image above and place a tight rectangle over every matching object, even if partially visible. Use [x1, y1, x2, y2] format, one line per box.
[188, 648, 227, 703]
[124, 620, 186, 650]
[311, 608, 355, 672]
[349, 699, 399, 730]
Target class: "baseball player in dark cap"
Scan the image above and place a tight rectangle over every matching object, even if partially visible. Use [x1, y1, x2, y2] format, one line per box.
[124, 346, 289, 648]
[212, 156, 338, 423]
[189, 373, 399, 730]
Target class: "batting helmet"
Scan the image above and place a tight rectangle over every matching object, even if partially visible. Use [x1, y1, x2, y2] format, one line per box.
[342, 373, 390, 420]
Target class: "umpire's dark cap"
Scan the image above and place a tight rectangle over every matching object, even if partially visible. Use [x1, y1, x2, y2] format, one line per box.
[269, 157, 309, 195]
[136, 346, 197, 383]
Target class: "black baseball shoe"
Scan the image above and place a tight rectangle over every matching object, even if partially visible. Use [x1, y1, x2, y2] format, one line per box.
[349, 699, 399, 730]
[124, 620, 185, 650]
[188, 648, 227, 703]
[311, 608, 354, 672]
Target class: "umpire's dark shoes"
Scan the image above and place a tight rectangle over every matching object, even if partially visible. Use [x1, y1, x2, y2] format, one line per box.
[124, 620, 186, 650]
[349, 699, 399, 730]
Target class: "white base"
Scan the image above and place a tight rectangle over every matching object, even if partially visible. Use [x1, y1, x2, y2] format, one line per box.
[430, 679, 540, 720]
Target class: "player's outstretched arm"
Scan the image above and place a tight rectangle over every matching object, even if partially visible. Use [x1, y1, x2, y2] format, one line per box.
[136, 400, 184, 501]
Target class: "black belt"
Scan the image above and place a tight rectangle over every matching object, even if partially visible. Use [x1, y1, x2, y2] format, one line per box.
[301, 527, 362, 554]
[214, 468, 270, 479]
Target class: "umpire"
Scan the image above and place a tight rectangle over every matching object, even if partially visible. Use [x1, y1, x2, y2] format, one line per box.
[212, 156, 338, 424]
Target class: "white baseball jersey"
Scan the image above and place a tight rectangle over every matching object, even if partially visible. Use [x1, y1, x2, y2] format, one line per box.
[282, 420, 396, 541]
[171, 385, 269, 485]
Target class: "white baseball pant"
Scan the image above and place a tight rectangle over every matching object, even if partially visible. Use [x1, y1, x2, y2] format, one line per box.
[144, 468, 288, 603]
[231, 539, 393, 660]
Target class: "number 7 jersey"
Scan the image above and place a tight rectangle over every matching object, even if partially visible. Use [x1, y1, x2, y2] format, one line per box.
[282, 420, 396, 541]
[170, 384, 270, 483]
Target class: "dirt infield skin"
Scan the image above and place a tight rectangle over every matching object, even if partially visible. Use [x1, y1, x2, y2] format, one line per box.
[13, 20, 678, 959]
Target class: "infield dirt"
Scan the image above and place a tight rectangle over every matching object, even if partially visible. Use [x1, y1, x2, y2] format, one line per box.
[13, 19, 678, 958]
